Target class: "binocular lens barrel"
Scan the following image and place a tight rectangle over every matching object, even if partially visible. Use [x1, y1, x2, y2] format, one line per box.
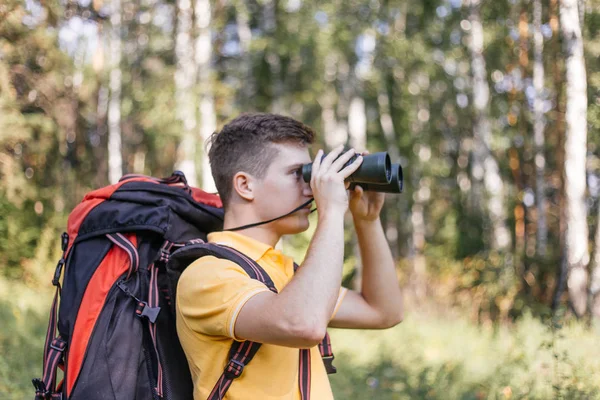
[302, 151, 392, 184]
[352, 163, 403, 193]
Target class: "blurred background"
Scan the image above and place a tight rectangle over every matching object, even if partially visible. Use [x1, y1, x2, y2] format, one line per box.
[2, 0, 600, 398]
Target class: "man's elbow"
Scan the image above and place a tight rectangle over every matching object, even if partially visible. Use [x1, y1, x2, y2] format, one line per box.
[297, 324, 327, 348]
[380, 309, 404, 328]
[282, 318, 327, 348]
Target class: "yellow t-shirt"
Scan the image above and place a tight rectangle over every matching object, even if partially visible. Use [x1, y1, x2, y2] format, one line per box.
[176, 231, 347, 400]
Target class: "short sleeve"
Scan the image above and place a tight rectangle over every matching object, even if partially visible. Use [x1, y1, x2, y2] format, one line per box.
[330, 287, 348, 320]
[176, 256, 270, 340]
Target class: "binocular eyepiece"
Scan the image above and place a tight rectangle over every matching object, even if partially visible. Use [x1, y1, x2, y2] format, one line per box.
[301, 151, 403, 194]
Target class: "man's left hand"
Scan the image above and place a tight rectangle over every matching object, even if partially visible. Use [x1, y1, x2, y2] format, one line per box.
[349, 184, 385, 222]
[348, 151, 385, 222]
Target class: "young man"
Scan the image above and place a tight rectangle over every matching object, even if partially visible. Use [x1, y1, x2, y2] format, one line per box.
[176, 113, 403, 399]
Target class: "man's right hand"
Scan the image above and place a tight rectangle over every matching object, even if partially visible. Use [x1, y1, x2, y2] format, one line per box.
[234, 145, 361, 349]
[309, 145, 363, 217]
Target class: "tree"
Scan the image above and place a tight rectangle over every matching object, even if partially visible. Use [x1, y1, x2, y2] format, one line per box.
[560, 0, 589, 316]
[108, 0, 123, 184]
[467, 0, 512, 251]
[195, 0, 217, 192]
[175, 0, 198, 186]
[589, 203, 600, 318]
[533, 0, 548, 257]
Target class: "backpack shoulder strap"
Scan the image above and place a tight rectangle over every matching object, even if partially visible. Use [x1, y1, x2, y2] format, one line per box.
[168, 241, 277, 293]
[169, 243, 334, 400]
[293, 263, 337, 375]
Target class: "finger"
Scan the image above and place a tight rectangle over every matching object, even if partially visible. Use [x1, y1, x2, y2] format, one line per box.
[350, 185, 363, 199]
[310, 149, 323, 186]
[349, 184, 362, 203]
[318, 145, 345, 173]
[337, 154, 363, 179]
[330, 148, 357, 173]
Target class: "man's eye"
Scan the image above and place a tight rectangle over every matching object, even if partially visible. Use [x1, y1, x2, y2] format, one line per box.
[294, 168, 302, 178]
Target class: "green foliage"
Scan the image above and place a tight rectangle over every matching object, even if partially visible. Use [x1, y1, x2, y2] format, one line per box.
[2, 0, 600, 397]
[0, 276, 54, 399]
[0, 194, 41, 279]
[4, 279, 600, 400]
[329, 314, 600, 399]
[0, 299, 47, 398]
[3, 0, 598, 320]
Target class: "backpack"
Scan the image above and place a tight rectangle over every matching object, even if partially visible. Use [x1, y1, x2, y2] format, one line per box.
[33, 171, 336, 400]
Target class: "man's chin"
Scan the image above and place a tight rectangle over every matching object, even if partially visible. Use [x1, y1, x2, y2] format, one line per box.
[278, 220, 310, 235]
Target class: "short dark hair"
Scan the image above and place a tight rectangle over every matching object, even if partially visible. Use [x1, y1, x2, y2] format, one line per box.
[207, 113, 316, 208]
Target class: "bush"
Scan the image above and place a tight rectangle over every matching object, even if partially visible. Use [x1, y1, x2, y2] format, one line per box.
[0, 297, 49, 400]
[329, 313, 600, 399]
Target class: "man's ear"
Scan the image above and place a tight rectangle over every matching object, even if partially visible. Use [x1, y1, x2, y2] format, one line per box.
[232, 171, 255, 201]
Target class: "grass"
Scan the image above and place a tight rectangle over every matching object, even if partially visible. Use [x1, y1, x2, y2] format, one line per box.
[328, 313, 600, 399]
[0, 278, 53, 399]
[2, 276, 600, 399]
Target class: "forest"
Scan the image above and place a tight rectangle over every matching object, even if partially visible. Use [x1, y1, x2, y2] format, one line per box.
[2, 0, 600, 398]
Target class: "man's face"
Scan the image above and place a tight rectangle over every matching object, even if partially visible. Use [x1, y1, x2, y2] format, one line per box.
[253, 142, 314, 235]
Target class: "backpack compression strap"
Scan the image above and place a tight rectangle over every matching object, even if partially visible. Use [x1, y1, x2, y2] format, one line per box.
[33, 233, 69, 400]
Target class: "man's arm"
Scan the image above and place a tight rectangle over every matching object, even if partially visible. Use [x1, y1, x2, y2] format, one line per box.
[234, 211, 345, 348]
[329, 216, 403, 329]
[234, 146, 362, 348]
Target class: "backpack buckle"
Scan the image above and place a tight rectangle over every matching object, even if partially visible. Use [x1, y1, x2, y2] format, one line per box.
[322, 355, 337, 374]
[172, 170, 187, 183]
[49, 338, 66, 352]
[32, 378, 49, 398]
[135, 301, 161, 324]
[52, 260, 64, 287]
[159, 249, 170, 263]
[61, 232, 69, 252]
[224, 359, 245, 379]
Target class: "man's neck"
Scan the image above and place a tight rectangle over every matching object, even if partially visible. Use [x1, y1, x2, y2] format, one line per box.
[222, 211, 281, 248]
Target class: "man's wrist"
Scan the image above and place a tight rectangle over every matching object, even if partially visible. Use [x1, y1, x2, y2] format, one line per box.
[318, 209, 346, 224]
[353, 215, 381, 229]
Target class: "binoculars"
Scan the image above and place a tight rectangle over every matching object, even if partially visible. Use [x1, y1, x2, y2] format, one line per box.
[301, 151, 403, 193]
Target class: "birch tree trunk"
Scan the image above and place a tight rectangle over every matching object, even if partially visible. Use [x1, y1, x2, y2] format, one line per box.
[560, 0, 589, 316]
[468, 0, 512, 251]
[387, 4, 408, 259]
[410, 94, 430, 302]
[108, 0, 123, 184]
[348, 97, 367, 150]
[335, 59, 351, 148]
[175, 0, 198, 186]
[550, 0, 569, 311]
[235, 0, 254, 107]
[589, 203, 600, 318]
[377, 91, 401, 259]
[95, 84, 109, 187]
[533, 0, 548, 257]
[578, 0, 585, 25]
[348, 95, 367, 291]
[321, 89, 341, 148]
[320, 53, 349, 149]
[378, 93, 400, 161]
[195, 0, 217, 192]
[263, 0, 284, 113]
